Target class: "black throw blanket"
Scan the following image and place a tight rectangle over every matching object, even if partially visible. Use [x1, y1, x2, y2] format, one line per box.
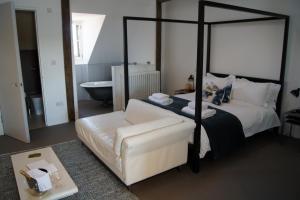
[144, 96, 245, 159]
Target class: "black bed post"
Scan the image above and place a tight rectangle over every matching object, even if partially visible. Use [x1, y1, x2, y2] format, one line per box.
[191, 0, 205, 173]
[206, 24, 211, 73]
[276, 17, 290, 116]
[123, 17, 129, 108]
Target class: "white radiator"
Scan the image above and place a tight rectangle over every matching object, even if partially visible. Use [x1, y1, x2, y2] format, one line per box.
[112, 65, 160, 111]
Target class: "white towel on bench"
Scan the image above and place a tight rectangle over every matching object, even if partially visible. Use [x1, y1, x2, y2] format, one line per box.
[188, 101, 209, 110]
[181, 107, 216, 119]
[149, 96, 173, 105]
[152, 93, 169, 100]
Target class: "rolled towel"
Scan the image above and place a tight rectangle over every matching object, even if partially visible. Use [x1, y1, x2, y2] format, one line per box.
[152, 93, 169, 100]
[202, 109, 216, 119]
[149, 96, 173, 105]
[181, 107, 216, 119]
[188, 101, 209, 110]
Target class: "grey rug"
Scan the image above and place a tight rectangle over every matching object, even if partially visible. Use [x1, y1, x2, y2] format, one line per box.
[0, 140, 138, 200]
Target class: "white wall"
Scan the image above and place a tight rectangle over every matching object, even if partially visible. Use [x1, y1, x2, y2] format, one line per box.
[72, 13, 106, 64]
[71, 0, 156, 65]
[210, 20, 284, 80]
[81, 15, 104, 64]
[0, 0, 69, 126]
[162, 0, 200, 94]
[162, 0, 300, 137]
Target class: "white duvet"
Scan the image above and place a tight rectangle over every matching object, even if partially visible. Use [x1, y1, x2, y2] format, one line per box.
[175, 92, 281, 158]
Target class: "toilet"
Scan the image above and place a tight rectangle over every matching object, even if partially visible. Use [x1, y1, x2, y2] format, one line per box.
[30, 95, 44, 115]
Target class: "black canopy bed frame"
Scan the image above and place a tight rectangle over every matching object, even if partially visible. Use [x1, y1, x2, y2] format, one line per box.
[123, 1, 289, 173]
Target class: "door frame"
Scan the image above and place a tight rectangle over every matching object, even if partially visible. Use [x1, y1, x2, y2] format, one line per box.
[61, 0, 76, 121]
[15, 7, 48, 126]
[69, 12, 79, 120]
[70, 17, 79, 120]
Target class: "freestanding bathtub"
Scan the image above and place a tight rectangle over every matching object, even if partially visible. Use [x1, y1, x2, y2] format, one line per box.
[80, 81, 113, 104]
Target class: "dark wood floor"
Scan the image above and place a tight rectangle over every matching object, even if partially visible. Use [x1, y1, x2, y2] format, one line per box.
[131, 134, 300, 200]
[78, 100, 113, 118]
[0, 122, 77, 155]
[0, 100, 112, 154]
[0, 123, 299, 200]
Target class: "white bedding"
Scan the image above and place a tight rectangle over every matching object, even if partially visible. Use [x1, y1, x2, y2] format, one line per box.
[175, 92, 281, 158]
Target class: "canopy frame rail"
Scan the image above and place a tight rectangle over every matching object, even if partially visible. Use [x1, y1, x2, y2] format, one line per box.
[123, 0, 290, 174]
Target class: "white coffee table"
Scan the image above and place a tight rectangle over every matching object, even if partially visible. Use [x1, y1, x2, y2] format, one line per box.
[11, 147, 78, 200]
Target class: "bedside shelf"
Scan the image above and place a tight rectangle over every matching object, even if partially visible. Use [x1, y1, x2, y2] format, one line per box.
[286, 114, 300, 120]
[283, 109, 300, 137]
[286, 119, 300, 126]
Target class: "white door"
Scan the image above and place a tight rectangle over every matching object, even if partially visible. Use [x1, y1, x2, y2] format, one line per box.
[0, 2, 30, 143]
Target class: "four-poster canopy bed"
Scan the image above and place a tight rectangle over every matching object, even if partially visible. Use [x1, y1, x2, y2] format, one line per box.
[123, 0, 290, 173]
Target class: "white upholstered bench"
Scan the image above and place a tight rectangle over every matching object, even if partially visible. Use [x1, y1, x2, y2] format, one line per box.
[75, 99, 195, 185]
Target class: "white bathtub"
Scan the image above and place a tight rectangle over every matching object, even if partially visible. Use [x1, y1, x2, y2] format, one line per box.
[80, 81, 112, 88]
[80, 81, 113, 103]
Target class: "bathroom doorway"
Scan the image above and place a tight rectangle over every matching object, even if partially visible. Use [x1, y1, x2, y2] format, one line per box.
[15, 10, 46, 130]
[71, 13, 113, 118]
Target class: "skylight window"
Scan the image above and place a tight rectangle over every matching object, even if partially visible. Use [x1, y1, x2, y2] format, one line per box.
[72, 22, 83, 62]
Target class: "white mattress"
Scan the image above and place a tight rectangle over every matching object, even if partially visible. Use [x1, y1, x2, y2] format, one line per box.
[176, 92, 281, 158]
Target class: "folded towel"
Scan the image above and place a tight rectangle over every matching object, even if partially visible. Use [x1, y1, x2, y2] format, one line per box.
[149, 96, 173, 105]
[181, 107, 216, 119]
[188, 101, 196, 109]
[152, 93, 169, 100]
[181, 106, 195, 116]
[188, 101, 209, 110]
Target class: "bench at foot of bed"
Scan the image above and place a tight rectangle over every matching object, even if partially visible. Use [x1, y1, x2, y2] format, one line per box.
[75, 99, 195, 186]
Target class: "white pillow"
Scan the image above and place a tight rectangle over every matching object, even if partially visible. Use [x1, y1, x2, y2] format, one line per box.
[236, 78, 281, 109]
[232, 78, 270, 107]
[205, 73, 235, 89]
[264, 83, 281, 109]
